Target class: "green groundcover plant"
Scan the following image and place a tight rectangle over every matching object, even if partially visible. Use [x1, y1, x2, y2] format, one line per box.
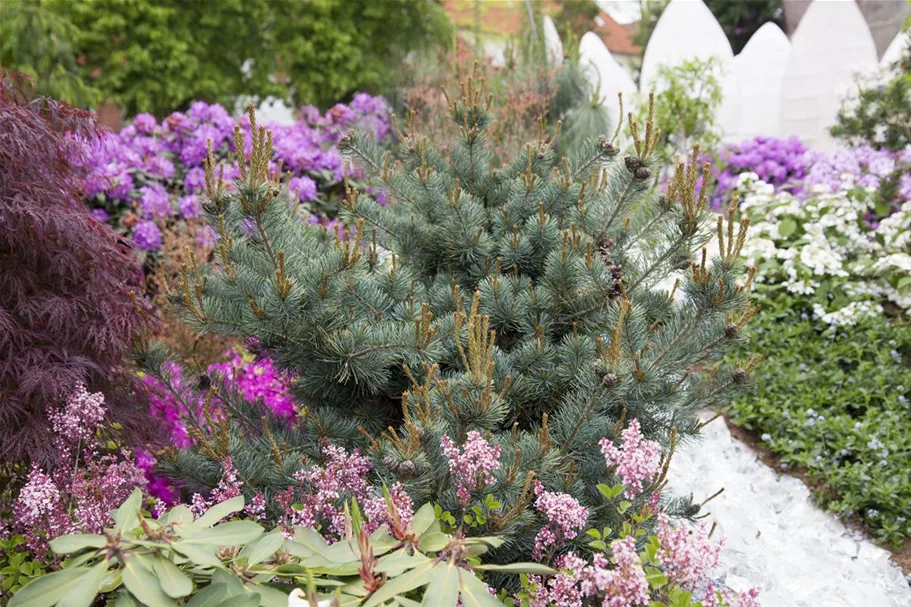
[730, 295, 911, 546]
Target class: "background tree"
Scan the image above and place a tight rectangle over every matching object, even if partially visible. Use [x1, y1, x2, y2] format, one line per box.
[0, 0, 98, 107]
[553, 0, 601, 45]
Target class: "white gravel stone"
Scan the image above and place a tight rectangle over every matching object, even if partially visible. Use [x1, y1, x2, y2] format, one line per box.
[667, 415, 911, 607]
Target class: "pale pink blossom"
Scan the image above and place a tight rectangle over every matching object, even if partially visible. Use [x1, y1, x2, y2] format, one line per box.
[599, 419, 661, 498]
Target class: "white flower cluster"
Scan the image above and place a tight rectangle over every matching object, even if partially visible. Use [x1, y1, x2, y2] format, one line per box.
[735, 172, 911, 325]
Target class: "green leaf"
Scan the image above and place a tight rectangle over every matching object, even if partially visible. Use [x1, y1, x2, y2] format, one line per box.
[49, 534, 106, 555]
[362, 557, 437, 607]
[213, 592, 260, 607]
[114, 589, 142, 607]
[458, 569, 502, 607]
[239, 531, 285, 567]
[193, 496, 246, 528]
[178, 521, 264, 547]
[418, 532, 449, 552]
[171, 542, 223, 568]
[211, 568, 246, 597]
[475, 563, 556, 575]
[411, 503, 435, 536]
[251, 583, 291, 607]
[421, 563, 459, 606]
[293, 527, 329, 552]
[8, 568, 88, 607]
[121, 556, 177, 607]
[617, 501, 632, 514]
[161, 505, 195, 526]
[152, 556, 193, 598]
[778, 217, 798, 238]
[185, 583, 229, 607]
[375, 551, 431, 575]
[58, 560, 110, 607]
[112, 489, 144, 534]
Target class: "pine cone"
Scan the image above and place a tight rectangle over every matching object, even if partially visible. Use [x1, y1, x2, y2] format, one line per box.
[599, 372, 622, 388]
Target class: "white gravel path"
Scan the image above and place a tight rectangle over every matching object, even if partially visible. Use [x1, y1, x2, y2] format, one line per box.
[667, 415, 911, 607]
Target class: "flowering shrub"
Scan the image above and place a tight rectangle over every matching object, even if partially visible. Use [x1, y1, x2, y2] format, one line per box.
[9, 384, 144, 553]
[712, 136, 809, 204]
[79, 95, 392, 254]
[713, 136, 911, 216]
[736, 172, 911, 323]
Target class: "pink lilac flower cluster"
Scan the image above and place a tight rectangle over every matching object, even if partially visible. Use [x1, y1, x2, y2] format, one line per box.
[440, 431, 502, 506]
[185, 444, 412, 540]
[532, 481, 589, 559]
[527, 537, 649, 607]
[655, 514, 722, 587]
[77, 96, 391, 252]
[208, 348, 298, 420]
[599, 419, 661, 499]
[12, 385, 145, 552]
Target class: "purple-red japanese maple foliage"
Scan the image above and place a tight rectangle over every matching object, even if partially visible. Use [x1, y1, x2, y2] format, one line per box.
[0, 72, 156, 466]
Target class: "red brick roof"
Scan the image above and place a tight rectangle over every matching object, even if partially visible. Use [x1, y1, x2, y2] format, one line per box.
[442, 1, 642, 57]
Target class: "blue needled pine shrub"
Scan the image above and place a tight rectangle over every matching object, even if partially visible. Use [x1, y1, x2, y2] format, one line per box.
[0, 72, 156, 466]
[145, 81, 756, 565]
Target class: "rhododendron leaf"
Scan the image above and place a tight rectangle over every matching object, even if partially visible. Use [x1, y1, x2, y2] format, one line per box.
[362, 558, 437, 607]
[420, 562, 459, 606]
[101, 569, 123, 594]
[170, 542, 223, 568]
[49, 534, 107, 555]
[467, 536, 505, 548]
[239, 531, 285, 567]
[475, 563, 556, 575]
[114, 590, 141, 606]
[457, 570, 501, 607]
[293, 527, 330, 552]
[411, 504, 435, 536]
[121, 556, 176, 607]
[8, 567, 88, 607]
[418, 532, 449, 553]
[211, 568, 245, 596]
[58, 561, 109, 607]
[318, 539, 359, 563]
[162, 505, 195, 526]
[152, 556, 193, 598]
[112, 489, 144, 534]
[246, 583, 288, 607]
[184, 583, 228, 607]
[212, 592, 259, 607]
[194, 496, 246, 528]
[179, 521, 264, 547]
[375, 551, 431, 575]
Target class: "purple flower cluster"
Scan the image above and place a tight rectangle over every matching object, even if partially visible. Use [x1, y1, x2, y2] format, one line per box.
[78, 96, 392, 252]
[441, 431, 502, 507]
[712, 136, 911, 214]
[714, 136, 809, 203]
[12, 384, 145, 552]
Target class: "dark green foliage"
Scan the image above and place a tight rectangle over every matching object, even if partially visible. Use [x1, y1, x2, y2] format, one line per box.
[831, 35, 911, 152]
[0, 0, 97, 107]
[704, 0, 783, 54]
[730, 296, 911, 546]
[162, 88, 753, 561]
[5, 0, 451, 116]
[552, 0, 601, 44]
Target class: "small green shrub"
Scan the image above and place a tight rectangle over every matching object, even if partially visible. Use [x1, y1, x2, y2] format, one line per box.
[730, 296, 911, 546]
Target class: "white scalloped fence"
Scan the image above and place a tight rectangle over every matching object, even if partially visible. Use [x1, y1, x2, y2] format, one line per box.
[576, 0, 892, 151]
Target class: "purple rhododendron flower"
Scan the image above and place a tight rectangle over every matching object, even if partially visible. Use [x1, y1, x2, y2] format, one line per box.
[133, 220, 162, 251]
